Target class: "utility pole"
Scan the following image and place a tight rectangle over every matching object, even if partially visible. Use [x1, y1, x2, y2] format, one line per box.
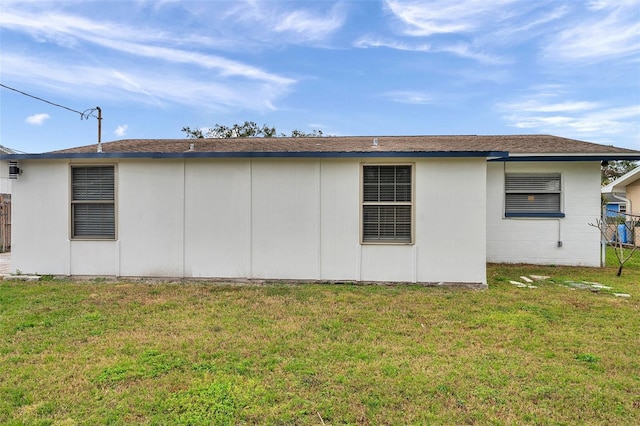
[96, 107, 103, 153]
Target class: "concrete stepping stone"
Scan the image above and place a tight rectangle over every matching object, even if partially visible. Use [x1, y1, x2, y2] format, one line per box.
[3, 275, 40, 281]
[529, 275, 550, 281]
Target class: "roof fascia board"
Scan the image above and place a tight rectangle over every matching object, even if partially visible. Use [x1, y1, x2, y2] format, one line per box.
[490, 154, 640, 162]
[506, 152, 640, 157]
[1, 151, 508, 160]
[601, 166, 640, 193]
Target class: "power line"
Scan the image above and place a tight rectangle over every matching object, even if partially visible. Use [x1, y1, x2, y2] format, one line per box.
[1, 83, 103, 149]
[0, 83, 99, 120]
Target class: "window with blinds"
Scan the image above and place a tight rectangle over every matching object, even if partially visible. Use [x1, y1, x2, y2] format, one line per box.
[505, 173, 564, 218]
[71, 166, 116, 239]
[362, 165, 413, 243]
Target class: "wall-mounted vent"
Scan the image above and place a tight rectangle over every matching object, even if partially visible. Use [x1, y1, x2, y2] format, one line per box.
[9, 161, 21, 179]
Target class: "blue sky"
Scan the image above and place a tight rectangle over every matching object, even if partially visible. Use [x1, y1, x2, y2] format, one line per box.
[1, 0, 639, 153]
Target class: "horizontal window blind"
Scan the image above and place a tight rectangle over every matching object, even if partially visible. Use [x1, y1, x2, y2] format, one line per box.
[505, 174, 561, 215]
[72, 204, 115, 238]
[505, 174, 560, 192]
[72, 167, 114, 200]
[71, 166, 115, 239]
[363, 165, 411, 202]
[363, 205, 411, 242]
[362, 165, 412, 243]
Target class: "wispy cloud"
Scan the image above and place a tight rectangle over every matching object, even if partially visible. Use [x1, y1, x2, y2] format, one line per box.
[506, 106, 640, 135]
[498, 90, 640, 145]
[438, 43, 509, 65]
[273, 6, 345, 41]
[542, 1, 640, 63]
[93, 37, 293, 85]
[375, 0, 526, 64]
[384, 0, 517, 37]
[383, 90, 436, 105]
[1, 53, 289, 111]
[489, 5, 570, 44]
[353, 36, 431, 52]
[114, 124, 128, 137]
[25, 113, 50, 125]
[1, 9, 162, 48]
[0, 5, 296, 111]
[1, 9, 293, 85]
[217, 0, 346, 44]
[507, 100, 602, 113]
[380, 0, 639, 66]
[354, 36, 506, 65]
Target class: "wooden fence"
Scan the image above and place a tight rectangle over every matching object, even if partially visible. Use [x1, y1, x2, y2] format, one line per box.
[0, 194, 10, 252]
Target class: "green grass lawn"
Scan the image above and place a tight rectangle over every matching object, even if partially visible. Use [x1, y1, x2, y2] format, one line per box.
[606, 244, 640, 270]
[1, 263, 639, 425]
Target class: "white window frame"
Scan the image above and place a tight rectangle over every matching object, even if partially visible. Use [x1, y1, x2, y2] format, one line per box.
[361, 163, 414, 244]
[504, 173, 564, 218]
[70, 164, 117, 240]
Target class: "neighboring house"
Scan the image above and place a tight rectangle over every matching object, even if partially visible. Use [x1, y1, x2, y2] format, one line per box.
[3, 135, 639, 287]
[601, 166, 640, 217]
[0, 144, 16, 252]
[603, 196, 626, 218]
[0, 144, 17, 195]
[601, 166, 640, 245]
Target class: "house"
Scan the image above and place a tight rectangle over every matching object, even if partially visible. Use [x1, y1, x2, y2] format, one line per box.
[602, 194, 626, 218]
[601, 166, 640, 217]
[0, 144, 17, 252]
[0, 144, 17, 195]
[2, 135, 639, 287]
[601, 166, 640, 244]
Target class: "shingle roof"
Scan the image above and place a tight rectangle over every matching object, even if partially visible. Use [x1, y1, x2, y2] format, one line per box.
[51, 134, 637, 155]
[3, 135, 638, 161]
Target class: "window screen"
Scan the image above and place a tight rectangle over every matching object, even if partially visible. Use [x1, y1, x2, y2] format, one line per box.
[362, 165, 412, 242]
[505, 173, 563, 217]
[71, 166, 115, 239]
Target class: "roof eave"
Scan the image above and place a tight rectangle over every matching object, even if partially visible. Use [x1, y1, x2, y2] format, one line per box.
[601, 166, 640, 193]
[0, 150, 509, 160]
[490, 153, 640, 162]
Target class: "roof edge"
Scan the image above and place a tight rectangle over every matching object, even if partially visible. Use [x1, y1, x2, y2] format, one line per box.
[490, 154, 640, 162]
[601, 166, 640, 193]
[1, 151, 509, 160]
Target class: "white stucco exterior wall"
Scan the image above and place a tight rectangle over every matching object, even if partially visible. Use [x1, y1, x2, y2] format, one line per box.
[184, 159, 252, 278]
[11, 157, 488, 285]
[118, 160, 186, 277]
[250, 159, 322, 280]
[415, 159, 487, 283]
[12, 160, 71, 275]
[319, 160, 360, 280]
[486, 161, 601, 266]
